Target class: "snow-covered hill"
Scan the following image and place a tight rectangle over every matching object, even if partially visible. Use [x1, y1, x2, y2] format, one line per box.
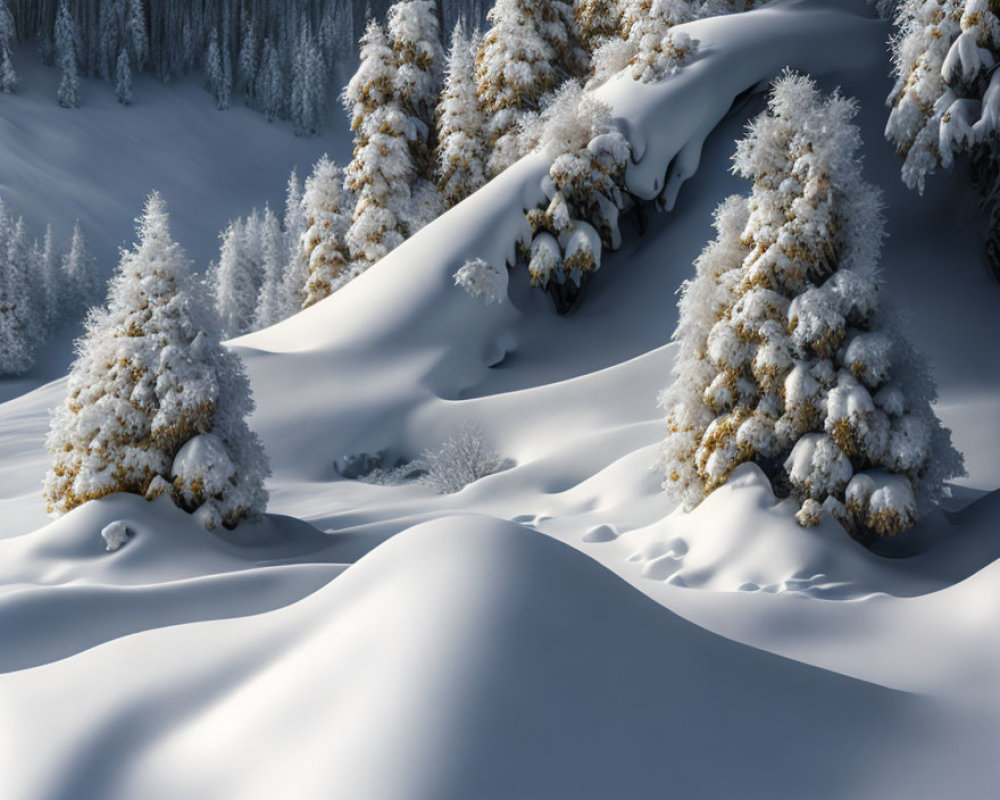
[2, 1, 1000, 797]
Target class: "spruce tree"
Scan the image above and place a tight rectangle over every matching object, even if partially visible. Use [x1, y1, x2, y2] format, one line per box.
[523, 82, 630, 312]
[251, 205, 286, 329]
[0, 209, 38, 375]
[44, 192, 269, 530]
[61, 221, 98, 314]
[659, 73, 964, 542]
[343, 20, 412, 271]
[279, 168, 310, 316]
[437, 21, 486, 207]
[388, 0, 444, 179]
[302, 156, 353, 307]
[55, 0, 80, 108]
[37, 224, 61, 332]
[213, 212, 264, 338]
[0, 0, 18, 93]
[476, 0, 586, 176]
[115, 47, 132, 104]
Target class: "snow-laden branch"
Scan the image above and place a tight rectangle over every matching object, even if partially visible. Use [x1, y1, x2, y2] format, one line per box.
[595, 0, 885, 208]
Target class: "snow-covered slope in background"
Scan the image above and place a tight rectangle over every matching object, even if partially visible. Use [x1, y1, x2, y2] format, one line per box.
[0, 47, 351, 400]
[2, 1, 1000, 797]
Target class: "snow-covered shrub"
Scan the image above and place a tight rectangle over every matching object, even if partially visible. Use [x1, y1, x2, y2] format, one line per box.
[437, 21, 487, 208]
[659, 73, 964, 542]
[522, 82, 631, 311]
[886, 0, 1000, 278]
[44, 193, 270, 531]
[454, 258, 507, 305]
[476, 0, 587, 177]
[417, 423, 508, 493]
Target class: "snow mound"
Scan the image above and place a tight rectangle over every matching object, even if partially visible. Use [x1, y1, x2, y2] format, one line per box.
[0, 516, 945, 799]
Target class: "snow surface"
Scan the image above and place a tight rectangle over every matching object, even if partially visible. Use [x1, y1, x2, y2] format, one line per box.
[2, 1, 1000, 797]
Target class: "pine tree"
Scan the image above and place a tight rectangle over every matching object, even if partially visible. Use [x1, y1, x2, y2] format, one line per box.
[44, 192, 269, 530]
[0, 210, 40, 375]
[115, 47, 132, 104]
[343, 20, 413, 271]
[437, 21, 486, 207]
[659, 73, 964, 542]
[279, 168, 310, 315]
[213, 212, 266, 338]
[476, 0, 586, 176]
[388, 0, 444, 178]
[37, 224, 61, 332]
[205, 29, 225, 109]
[61, 221, 98, 314]
[256, 37, 283, 121]
[886, 0, 1000, 279]
[292, 27, 327, 135]
[523, 82, 630, 312]
[97, 0, 123, 80]
[0, 0, 18, 93]
[55, 0, 80, 108]
[575, 0, 622, 53]
[252, 206, 286, 329]
[301, 156, 353, 306]
[236, 8, 258, 100]
[125, 0, 146, 71]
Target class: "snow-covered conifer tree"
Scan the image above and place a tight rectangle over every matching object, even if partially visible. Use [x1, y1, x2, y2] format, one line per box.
[388, 0, 444, 178]
[886, 0, 1000, 279]
[523, 82, 630, 311]
[301, 156, 353, 306]
[343, 20, 413, 271]
[0, 213, 42, 374]
[44, 192, 269, 530]
[36, 224, 61, 332]
[437, 21, 486, 207]
[115, 47, 132, 104]
[125, 0, 147, 71]
[476, 0, 586, 176]
[213, 212, 264, 337]
[279, 168, 310, 316]
[256, 38, 283, 121]
[61, 221, 99, 315]
[97, 0, 123, 80]
[55, 0, 80, 108]
[291, 28, 327, 135]
[575, 0, 622, 53]
[236, 8, 258, 100]
[659, 73, 964, 542]
[251, 206, 286, 329]
[0, 0, 18, 93]
[205, 29, 225, 108]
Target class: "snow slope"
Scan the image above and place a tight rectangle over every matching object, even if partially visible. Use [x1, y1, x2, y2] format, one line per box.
[0, 46, 351, 400]
[2, 1, 1000, 797]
